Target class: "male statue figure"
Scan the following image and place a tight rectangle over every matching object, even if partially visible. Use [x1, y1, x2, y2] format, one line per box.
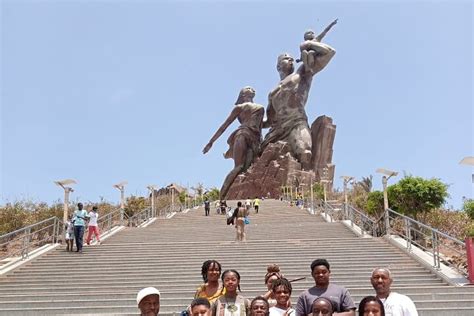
[262, 36, 336, 170]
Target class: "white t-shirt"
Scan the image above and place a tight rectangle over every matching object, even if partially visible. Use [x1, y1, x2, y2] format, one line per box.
[88, 211, 98, 226]
[270, 306, 295, 316]
[380, 292, 418, 316]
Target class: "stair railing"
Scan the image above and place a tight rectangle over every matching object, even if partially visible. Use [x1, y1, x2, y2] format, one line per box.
[0, 208, 132, 261]
[386, 208, 467, 276]
[0, 217, 63, 262]
[321, 200, 339, 222]
[127, 208, 153, 227]
[344, 204, 380, 236]
[97, 209, 124, 236]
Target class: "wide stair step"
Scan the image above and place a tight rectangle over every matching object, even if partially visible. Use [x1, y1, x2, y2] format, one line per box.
[1, 200, 473, 315]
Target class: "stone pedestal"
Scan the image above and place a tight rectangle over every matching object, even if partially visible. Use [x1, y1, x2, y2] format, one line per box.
[226, 141, 315, 199]
[311, 115, 336, 186]
[225, 115, 336, 199]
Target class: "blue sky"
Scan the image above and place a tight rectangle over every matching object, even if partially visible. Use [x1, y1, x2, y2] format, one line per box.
[1, 0, 472, 208]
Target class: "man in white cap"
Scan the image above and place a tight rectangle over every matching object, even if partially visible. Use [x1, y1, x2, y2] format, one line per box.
[137, 287, 160, 316]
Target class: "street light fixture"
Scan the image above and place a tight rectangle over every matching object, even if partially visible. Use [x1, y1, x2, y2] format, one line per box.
[147, 185, 157, 217]
[113, 181, 128, 221]
[340, 176, 355, 218]
[320, 179, 331, 203]
[460, 157, 474, 183]
[54, 179, 77, 223]
[376, 168, 398, 235]
[460, 156, 474, 166]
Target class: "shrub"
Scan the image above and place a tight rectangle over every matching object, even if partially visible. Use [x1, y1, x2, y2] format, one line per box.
[463, 199, 474, 220]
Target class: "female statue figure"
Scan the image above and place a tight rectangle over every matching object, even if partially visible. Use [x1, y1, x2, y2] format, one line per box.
[203, 86, 264, 199]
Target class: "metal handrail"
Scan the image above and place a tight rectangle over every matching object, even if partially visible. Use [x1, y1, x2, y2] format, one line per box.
[387, 208, 466, 275]
[320, 201, 468, 276]
[127, 208, 153, 227]
[345, 204, 380, 236]
[321, 200, 344, 222]
[0, 216, 62, 261]
[0, 208, 130, 262]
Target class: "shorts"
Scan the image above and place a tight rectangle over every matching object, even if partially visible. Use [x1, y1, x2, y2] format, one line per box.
[65, 232, 74, 240]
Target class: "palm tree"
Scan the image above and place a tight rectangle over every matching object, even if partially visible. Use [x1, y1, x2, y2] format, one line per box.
[358, 175, 373, 193]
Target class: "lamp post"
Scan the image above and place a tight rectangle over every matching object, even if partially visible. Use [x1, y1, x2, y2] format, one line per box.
[460, 156, 474, 184]
[147, 185, 157, 217]
[171, 185, 175, 212]
[54, 179, 77, 223]
[300, 183, 306, 208]
[320, 179, 330, 204]
[341, 176, 355, 218]
[310, 177, 314, 214]
[376, 168, 398, 235]
[113, 181, 128, 222]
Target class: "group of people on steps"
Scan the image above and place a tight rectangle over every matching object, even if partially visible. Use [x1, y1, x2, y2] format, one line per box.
[136, 259, 418, 316]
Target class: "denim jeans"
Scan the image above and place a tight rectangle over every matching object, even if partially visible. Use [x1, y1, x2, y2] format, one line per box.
[74, 225, 85, 251]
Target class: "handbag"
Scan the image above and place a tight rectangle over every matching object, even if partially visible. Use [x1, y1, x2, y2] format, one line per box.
[244, 217, 250, 225]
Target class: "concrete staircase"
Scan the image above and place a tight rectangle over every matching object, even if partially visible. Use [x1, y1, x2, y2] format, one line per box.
[1, 200, 473, 315]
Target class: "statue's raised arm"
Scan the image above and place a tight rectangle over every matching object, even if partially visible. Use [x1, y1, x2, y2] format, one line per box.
[297, 19, 337, 71]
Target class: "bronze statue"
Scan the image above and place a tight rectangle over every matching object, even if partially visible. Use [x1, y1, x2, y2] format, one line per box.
[203, 87, 264, 199]
[297, 19, 338, 66]
[262, 36, 336, 170]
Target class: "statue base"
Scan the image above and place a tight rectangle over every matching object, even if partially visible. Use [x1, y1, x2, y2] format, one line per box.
[225, 141, 315, 199]
[225, 115, 336, 200]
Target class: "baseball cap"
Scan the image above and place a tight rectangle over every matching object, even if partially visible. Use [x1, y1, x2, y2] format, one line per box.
[136, 287, 160, 305]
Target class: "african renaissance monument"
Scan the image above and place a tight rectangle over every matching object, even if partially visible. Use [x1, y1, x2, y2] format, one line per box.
[204, 21, 338, 200]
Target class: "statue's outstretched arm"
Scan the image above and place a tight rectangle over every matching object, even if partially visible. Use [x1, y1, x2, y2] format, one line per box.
[203, 107, 241, 154]
[315, 18, 338, 42]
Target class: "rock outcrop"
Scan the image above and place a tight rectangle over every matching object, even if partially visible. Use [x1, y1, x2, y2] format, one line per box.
[226, 141, 315, 199]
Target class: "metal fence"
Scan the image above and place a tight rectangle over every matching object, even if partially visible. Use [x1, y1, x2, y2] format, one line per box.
[387, 208, 467, 276]
[0, 217, 62, 261]
[317, 199, 468, 277]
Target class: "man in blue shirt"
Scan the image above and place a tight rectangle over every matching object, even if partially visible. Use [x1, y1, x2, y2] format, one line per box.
[72, 202, 88, 253]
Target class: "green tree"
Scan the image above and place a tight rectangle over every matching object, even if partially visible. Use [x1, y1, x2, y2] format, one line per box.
[366, 191, 384, 218]
[178, 191, 187, 204]
[124, 195, 149, 217]
[0, 201, 32, 235]
[358, 175, 373, 193]
[312, 183, 325, 200]
[388, 176, 449, 219]
[206, 187, 220, 201]
[463, 199, 474, 220]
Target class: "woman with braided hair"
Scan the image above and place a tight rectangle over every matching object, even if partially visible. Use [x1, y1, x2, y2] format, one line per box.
[194, 260, 226, 304]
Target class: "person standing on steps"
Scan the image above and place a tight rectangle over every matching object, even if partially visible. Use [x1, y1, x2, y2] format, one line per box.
[253, 197, 261, 213]
[269, 278, 295, 316]
[262, 264, 284, 307]
[194, 260, 226, 304]
[296, 259, 355, 316]
[191, 298, 212, 316]
[370, 268, 417, 316]
[250, 296, 270, 316]
[312, 297, 337, 316]
[358, 296, 385, 316]
[65, 214, 75, 252]
[72, 202, 88, 253]
[86, 206, 101, 245]
[234, 201, 249, 242]
[204, 198, 211, 216]
[212, 269, 250, 316]
[137, 287, 160, 316]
